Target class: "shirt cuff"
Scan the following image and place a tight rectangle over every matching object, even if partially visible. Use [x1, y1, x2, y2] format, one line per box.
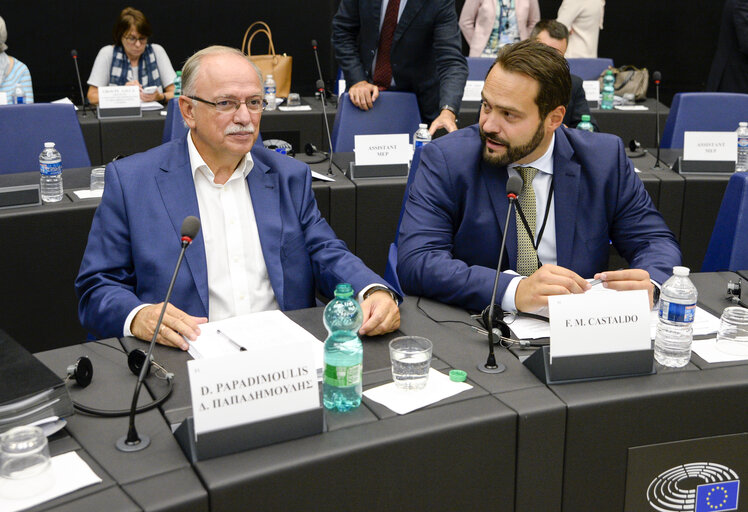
[123, 303, 151, 337]
[358, 283, 397, 303]
[500, 272, 524, 313]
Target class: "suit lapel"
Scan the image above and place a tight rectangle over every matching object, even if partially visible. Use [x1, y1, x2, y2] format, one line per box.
[394, 0, 425, 44]
[246, 152, 284, 308]
[481, 159, 517, 270]
[154, 139, 209, 316]
[552, 130, 581, 268]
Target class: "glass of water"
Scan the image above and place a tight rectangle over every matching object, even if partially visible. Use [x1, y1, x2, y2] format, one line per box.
[715, 306, 748, 357]
[389, 336, 433, 391]
[0, 425, 54, 499]
[90, 167, 106, 191]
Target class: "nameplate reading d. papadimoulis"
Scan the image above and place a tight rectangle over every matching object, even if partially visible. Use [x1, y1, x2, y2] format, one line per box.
[187, 342, 319, 439]
[98, 85, 140, 109]
[548, 289, 650, 361]
[354, 133, 411, 166]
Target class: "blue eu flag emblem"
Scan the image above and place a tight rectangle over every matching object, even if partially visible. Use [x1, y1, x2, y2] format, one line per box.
[695, 480, 740, 511]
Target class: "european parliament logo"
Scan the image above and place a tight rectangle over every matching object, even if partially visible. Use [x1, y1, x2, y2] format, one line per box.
[647, 462, 740, 512]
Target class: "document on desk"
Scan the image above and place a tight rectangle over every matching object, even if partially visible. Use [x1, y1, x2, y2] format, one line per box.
[363, 369, 472, 415]
[186, 310, 324, 378]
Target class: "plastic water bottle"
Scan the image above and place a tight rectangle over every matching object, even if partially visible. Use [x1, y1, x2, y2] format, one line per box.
[601, 70, 615, 110]
[39, 143, 64, 203]
[654, 266, 698, 368]
[264, 74, 276, 111]
[173, 71, 182, 98]
[736, 121, 748, 172]
[577, 114, 594, 132]
[322, 283, 363, 412]
[413, 123, 431, 149]
[14, 84, 25, 104]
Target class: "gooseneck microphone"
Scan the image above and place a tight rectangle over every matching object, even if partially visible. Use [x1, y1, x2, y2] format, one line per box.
[116, 216, 201, 453]
[317, 79, 336, 177]
[71, 50, 89, 116]
[652, 71, 663, 169]
[479, 175, 523, 374]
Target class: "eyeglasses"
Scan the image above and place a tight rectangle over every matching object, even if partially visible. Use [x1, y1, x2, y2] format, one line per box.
[124, 35, 148, 45]
[188, 95, 267, 113]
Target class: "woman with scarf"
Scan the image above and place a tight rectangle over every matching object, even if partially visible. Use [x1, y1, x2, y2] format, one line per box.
[0, 15, 34, 103]
[87, 7, 176, 105]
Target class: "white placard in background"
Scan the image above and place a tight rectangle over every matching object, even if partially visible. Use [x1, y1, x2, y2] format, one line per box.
[683, 131, 737, 161]
[582, 80, 601, 102]
[0, 92, 7, 105]
[354, 133, 411, 166]
[187, 342, 319, 438]
[548, 289, 650, 361]
[462, 80, 484, 102]
[98, 85, 140, 109]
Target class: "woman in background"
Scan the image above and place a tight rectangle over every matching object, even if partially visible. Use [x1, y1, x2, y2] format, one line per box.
[0, 15, 34, 103]
[459, 0, 540, 58]
[87, 7, 175, 105]
[556, 0, 605, 58]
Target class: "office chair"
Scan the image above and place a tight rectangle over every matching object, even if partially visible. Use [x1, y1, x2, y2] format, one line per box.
[162, 98, 188, 143]
[661, 92, 748, 149]
[383, 144, 424, 296]
[331, 91, 421, 153]
[467, 57, 495, 81]
[567, 58, 614, 80]
[701, 171, 748, 272]
[0, 104, 91, 174]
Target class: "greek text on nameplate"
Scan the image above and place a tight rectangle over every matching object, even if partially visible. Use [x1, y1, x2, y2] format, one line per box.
[548, 289, 650, 361]
[683, 131, 738, 162]
[354, 133, 411, 166]
[98, 85, 140, 109]
[187, 342, 319, 439]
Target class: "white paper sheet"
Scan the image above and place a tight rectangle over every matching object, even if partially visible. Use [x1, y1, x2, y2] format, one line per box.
[73, 189, 104, 199]
[278, 105, 312, 111]
[0, 451, 101, 512]
[692, 338, 748, 363]
[363, 369, 472, 415]
[614, 105, 648, 111]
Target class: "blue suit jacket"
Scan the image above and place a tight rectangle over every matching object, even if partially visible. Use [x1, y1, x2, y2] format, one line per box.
[396, 125, 682, 312]
[76, 137, 383, 338]
[331, 0, 468, 122]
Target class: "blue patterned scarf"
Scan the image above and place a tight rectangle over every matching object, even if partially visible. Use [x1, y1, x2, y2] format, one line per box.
[108, 44, 162, 87]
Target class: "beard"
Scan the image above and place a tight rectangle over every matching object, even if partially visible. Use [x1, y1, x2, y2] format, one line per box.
[480, 120, 545, 167]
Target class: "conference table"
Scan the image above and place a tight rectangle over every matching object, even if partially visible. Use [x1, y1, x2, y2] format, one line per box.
[29, 271, 748, 511]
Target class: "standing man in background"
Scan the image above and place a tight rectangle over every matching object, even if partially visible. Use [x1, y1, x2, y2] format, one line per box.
[332, 0, 468, 135]
[706, 0, 748, 93]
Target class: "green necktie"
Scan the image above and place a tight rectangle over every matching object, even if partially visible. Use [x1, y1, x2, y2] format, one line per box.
[515, 166, 539, 276]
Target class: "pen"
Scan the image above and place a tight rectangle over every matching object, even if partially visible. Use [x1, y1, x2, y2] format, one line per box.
[589, 268, 624, 287]
[216, 329, 247, 352]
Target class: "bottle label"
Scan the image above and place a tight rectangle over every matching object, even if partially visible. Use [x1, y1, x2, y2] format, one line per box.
[414, 140, 428, 148]
[323, 363, 362, 387]
[738, 136, 748, 148]
[40, 162, 62, 177]
[659, 301, 696, 323]
[264, 86, 276, 95]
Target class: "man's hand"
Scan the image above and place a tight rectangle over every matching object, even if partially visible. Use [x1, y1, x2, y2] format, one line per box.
[131, 303, 207, 350]
[348, 81, 380, 110]
[359, 291, 400, 336]
[428, 109, 458, 135]
[515, 264, 591, 312]
[593, 269, 654, 308]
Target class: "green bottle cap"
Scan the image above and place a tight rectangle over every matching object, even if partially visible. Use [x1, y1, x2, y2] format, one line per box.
[449, 369, 467, 382]
[581, 114, 590, 122]
[334, 283, 354, 298]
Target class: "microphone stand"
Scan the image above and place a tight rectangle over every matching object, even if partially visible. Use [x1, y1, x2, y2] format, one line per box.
[116, 233, 194, 452]
[71, 50, 89, 116]
[311, 40, 336, 176]
[653, 72, 662, 168]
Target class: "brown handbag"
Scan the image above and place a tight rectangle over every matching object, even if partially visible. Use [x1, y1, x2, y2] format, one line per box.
[598, 65, 650, 101]
[241, 21, 292, 98]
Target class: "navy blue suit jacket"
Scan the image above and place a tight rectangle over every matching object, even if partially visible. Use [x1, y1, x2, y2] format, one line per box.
[76, 137, 383, 338]
[397, 125, 681, 312]
[331, 0, 468, 122]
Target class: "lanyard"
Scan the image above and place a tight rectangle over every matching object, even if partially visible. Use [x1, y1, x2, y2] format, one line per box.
[515, 176, 554, 261]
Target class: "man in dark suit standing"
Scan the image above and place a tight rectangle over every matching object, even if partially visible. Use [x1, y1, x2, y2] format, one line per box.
[706, 0, 748, 93]
[397, 40, 680, 313]
[332, 0, 468, 135]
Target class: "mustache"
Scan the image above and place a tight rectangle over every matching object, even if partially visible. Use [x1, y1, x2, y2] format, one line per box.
[481, 130, 509, 147]
[224, 123, 255, 135]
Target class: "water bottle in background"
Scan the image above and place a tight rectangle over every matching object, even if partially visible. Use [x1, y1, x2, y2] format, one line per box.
[14, 84, 25, 104]
[322, 283, 363, 412]
[264, 74, 276, 111]
[173, 71, 182, 98]
[577, 114, 594, 133]
[654, 266, 698, 368]
[413, 123, 431, 149]
[736, 121, 748, 172]
[601, 70, 615, 110]
[39, 143, 64, 203]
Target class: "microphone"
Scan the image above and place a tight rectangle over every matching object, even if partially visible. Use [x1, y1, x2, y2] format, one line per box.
[652, 71, 663, 169]
[317, 78, 336, 177]
[71, 50, 89, 116]
[310, 40, 326, 98]
[116, 216, 201, 453]
[479, 174, 523, 374]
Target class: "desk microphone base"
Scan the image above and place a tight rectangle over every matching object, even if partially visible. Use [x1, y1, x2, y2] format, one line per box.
[524, 346, 655, 384]
[477, 362, 506, 374]
[116, 434, 150, 452]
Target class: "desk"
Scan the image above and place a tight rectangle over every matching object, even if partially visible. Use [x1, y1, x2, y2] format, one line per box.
[457, 98, 669, 147]
[0, 161, 353, 352]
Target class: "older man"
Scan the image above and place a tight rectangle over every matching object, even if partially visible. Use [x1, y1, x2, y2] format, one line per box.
[397, 40, 680, 313]
[76, 45, 400, 349]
